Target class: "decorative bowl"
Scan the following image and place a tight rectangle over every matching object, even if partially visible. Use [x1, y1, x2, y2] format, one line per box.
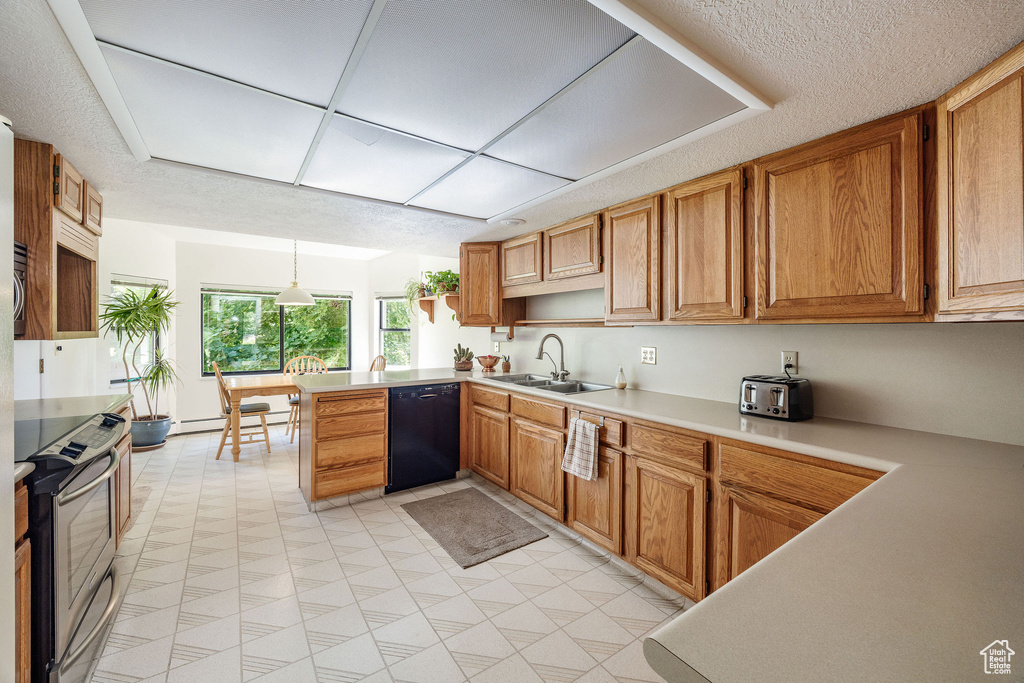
[476, 355, 500, 372]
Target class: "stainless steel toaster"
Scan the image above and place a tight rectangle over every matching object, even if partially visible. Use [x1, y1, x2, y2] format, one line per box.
[739, 375, 813, 421]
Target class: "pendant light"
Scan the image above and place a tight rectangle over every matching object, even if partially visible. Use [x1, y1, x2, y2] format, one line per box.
[275, 240, 315, 306]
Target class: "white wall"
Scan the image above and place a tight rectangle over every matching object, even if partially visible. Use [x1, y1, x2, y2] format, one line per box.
[495, 289, 1024, 446]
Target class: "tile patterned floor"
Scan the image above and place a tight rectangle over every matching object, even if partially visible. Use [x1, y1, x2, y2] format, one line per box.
[91, 426, 691, 682]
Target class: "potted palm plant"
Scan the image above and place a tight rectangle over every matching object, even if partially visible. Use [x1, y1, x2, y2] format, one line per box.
[101, 286, 179, 448]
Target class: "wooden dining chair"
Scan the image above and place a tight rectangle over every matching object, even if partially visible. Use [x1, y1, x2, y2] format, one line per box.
[369, 355, 387, 371]
[212, 361, 271, 460]
[284, 355, 328, 442]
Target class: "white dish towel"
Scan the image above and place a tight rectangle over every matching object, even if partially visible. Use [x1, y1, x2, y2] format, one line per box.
[561, 418, 599, 481]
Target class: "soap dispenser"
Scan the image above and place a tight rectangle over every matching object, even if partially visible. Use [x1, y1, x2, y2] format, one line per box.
[614, 366, 627, 390]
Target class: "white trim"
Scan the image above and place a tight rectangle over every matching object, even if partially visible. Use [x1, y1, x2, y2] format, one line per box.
[45, 0, 151, 161]
[200, 284, 353, 298]
[487, 106, 763, 222]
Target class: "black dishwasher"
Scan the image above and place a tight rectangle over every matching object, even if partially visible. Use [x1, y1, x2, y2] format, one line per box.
[386, 383, 461, 494]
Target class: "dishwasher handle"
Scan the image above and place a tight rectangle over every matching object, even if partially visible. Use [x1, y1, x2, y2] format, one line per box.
[416, 393, 438, 400]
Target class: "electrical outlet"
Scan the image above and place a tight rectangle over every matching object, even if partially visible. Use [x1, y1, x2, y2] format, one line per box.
[641, 346, 657, 365]
[781, 350, 798, 374]
[493, 342, 501, 354]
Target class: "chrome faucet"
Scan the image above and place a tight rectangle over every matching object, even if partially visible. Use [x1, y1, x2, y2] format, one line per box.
[536, 333, 570, 381]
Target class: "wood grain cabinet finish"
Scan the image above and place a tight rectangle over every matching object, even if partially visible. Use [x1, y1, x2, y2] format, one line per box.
[114, 435, 132, 545]
[54, 153, 85, 223]
[459, 242, 503, 326]
[299, 390, 388, 504]
[15, 538, 31, 683]
[716, 485, 822, 586]
[84, 182, 103, 235]
[752, 110, 925, 320]
[469, 404, 511, 489]
[566, 446, 622, 553]
[604, 195, 661, 323]
[502, 233, 543, 287]
[510, 417, 565, 521]
[624, 454, 706, 601]
[663, 167, 745, 321]
[937, 41, 1024, 319]
[545, 214, 602, 280]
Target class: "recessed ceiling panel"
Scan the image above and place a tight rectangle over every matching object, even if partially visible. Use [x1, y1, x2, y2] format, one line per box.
[410, 157, 569, 219]
[337, 0, 634, 151]
[101, 46, 324, 183]
[302, 115, 471, 203]
[81, 0, 374, 106]
[486, 38, 746, 180]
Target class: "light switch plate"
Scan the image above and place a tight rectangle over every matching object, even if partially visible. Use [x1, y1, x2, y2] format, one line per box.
[641, 346, 657, 365]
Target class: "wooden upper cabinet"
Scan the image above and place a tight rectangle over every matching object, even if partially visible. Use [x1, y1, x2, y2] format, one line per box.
[459, 242, 502, 326]
[937, 41, 1024, 319]
[501, 233, 543, 287]
[545, 214, 602, 280]
[752, 109, 925, 320]
[54, 153, 84, 223]
[84, 182, 103, 235]
[663, 167, 745, 321]
[604, 195, 661, 323]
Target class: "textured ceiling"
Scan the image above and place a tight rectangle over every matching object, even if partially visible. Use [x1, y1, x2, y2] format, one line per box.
[1, 0, 1022, 256]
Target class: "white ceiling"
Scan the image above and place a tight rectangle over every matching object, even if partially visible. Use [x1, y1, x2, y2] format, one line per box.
[0, 0, 1021, 256]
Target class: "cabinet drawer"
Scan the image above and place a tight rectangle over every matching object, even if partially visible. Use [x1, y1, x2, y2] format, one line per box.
[570, 409, 624, 447]
[315, 434, 386, 470]
[15, 482, 28, 541]
[315, 391, 386, 416]
[631, 423, 706, 471]
[317, 412, 386, 440]
[511, 395, 566, 429]
[471, 385, 509, 412]
[315, 462, 386, 499]
[718, 440, 881, 513]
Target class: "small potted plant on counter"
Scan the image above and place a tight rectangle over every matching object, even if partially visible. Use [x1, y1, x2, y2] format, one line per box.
[501, 355, 511, 373]
[101, 285, 180, 448]
[454, 344, 474, 371]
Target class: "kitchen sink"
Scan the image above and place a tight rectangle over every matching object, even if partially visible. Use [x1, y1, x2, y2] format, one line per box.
[482, 374, 613, 394]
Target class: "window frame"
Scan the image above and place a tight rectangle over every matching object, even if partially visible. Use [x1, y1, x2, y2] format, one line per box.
[200, 287, 352, 377]
[109, 275, 167, 385]
[378, 297, 412, 369]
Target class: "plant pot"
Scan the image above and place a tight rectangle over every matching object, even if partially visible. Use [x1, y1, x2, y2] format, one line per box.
[454, 360, 473, 371]
[132, 415, 172, 448]
[501, 362, 511, 373]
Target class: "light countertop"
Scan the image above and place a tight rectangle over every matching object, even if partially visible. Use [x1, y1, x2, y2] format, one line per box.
[14, 462, 34, 483]
[14, 394, 133, 462]
[291, 369, 1024, 681]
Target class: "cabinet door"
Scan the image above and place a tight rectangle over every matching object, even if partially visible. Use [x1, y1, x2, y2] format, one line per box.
[84, 182, 103, 235]
[604, 196, 660, 323]
[566, 446, 622, 554]
[470, 404, 510, 489]
[937, 43, 1024, 319]
[624, 455, 705, 601]
[715, 485, 822, 587]
[510, 418, 565, 521]
[753, 110, 925, 320]
[663, 167, 745, 321]
[15, 538, 31, 683]
[54, 153, 84, 223]
[115, 440, 132, 544]
[502, 233, 543, 287]
[459, 242, 502, 326]
[545, 214, 601, 280]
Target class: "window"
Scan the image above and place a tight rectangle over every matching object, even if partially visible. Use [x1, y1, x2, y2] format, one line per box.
[201, 288, 351, 375]
[379, 298, 411, 368]
[109, 275, 166, 383]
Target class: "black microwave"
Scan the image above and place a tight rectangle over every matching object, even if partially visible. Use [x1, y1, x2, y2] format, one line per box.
[14, 240, 26, 336]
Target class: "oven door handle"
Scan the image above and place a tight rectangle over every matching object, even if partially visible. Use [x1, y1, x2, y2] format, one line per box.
[56, 446, 121, 507]
[59, 566, 120, 672]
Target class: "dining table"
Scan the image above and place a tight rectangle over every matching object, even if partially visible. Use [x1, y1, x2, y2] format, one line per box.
[222, 374, 300, 461]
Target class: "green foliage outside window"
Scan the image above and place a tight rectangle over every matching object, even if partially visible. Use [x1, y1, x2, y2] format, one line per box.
[284, 299, 351, 368]
[380, 299, 411, 367]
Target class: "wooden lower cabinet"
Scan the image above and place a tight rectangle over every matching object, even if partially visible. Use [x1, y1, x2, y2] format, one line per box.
[114, 436, 132, 545]
[566, 446, 622, 554]
[510, 418, 565, 521]
[469, 404, 510, 489]
[714, 485, 822, 588]
[299, 389, 388, 504]
[624, 454, 706, 601]
[15, 538, 31, 683]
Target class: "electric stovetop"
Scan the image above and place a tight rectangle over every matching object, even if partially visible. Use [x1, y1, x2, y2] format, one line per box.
[14, 394, 132, 462]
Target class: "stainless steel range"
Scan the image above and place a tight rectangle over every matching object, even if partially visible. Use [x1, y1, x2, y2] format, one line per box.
[19, 412, 126, 683]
